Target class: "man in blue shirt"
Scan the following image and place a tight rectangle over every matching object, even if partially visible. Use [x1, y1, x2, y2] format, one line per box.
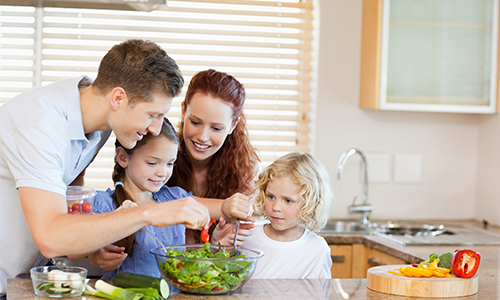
[0, 39, 212, 297]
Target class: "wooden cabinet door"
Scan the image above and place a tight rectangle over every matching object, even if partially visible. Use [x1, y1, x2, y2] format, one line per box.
[368, 248, 405, 268]
[330, 245, 352, 278]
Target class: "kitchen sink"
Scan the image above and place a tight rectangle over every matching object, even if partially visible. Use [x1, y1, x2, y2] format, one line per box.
[321, 220, 375, 234]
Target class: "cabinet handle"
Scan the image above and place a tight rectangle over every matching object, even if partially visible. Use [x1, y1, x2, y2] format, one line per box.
[331, 255, 345, 263]
[368, 258, 382, 267]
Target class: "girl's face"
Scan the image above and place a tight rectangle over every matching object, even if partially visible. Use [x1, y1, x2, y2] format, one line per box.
[264, 175, 305, 236]
[118, 136, 178, 193]
[181, 93, 237, 164]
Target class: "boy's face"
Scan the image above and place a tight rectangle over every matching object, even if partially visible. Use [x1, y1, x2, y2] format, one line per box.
[112, 93, 172, 149]
[264, 175, 305, 235]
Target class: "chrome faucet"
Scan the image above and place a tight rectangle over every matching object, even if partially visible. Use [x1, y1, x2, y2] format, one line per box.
[337, 148, 373, 227]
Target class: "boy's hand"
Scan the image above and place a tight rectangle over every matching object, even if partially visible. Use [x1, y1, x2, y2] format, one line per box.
[221, 193, 251, 221]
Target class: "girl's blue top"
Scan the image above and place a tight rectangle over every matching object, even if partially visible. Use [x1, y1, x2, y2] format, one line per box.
[93, 185, 189, 279]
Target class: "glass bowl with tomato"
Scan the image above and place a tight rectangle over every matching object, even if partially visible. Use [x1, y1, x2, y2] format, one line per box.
[66, 186, 96, 215]
[150, 243, 263, 295]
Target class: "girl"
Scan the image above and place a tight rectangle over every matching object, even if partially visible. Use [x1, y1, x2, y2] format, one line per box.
[243, 152, 334, 279]
[88, 118, 208, 278]
[168, 69, 261, 245]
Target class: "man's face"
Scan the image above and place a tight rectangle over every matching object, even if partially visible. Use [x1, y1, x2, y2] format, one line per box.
[111, 93, 172, 149]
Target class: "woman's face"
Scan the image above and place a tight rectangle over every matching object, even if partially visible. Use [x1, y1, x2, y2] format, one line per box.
[182, 93, 236, 164]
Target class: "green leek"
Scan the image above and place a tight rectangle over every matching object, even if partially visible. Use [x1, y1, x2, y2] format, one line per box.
[95, 280, 143, 300]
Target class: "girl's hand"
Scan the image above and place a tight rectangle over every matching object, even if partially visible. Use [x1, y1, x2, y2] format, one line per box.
[87, 245, 128, 271]
[221, 193, 251, 221]
[211, 216, 255, 246]
[115, 200, 138, 211]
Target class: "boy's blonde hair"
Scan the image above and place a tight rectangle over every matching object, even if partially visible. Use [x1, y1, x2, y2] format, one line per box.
[252, 152, 334, 232]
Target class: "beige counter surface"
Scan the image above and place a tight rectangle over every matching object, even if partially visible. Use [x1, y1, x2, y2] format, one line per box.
[8, 219, 499, 299]
[6, 277, 489, 300]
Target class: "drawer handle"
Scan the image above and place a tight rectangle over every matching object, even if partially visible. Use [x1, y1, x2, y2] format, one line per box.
[331, 255, 345, 263]
[368, 258, 382, 267]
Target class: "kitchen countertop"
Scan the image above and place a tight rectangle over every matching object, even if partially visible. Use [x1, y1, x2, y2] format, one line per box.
[7, 219, 500, 299]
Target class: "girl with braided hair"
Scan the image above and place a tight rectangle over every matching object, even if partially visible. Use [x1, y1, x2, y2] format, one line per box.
[88, 118, 206, 278]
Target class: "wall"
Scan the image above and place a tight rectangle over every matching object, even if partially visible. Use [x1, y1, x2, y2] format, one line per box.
[315, 0, 486, 223]
[477, 115, 500, 225]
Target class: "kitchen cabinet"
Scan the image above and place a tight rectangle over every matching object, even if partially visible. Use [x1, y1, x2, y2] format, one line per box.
[330, 245, 353, 278]
[359, 0, 500, 113]
[330, 244, 406, 278]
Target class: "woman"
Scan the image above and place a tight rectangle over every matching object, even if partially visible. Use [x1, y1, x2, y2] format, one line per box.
[168, 69, 261, 244]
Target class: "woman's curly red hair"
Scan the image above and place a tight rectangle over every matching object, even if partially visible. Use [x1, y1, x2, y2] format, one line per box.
[168, 69, 259, 199]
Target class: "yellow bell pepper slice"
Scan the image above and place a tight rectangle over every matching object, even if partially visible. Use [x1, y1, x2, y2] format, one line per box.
[388, 259, 452, 278]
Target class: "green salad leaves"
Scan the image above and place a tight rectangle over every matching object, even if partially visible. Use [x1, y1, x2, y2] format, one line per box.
[161, 243, 252, 294]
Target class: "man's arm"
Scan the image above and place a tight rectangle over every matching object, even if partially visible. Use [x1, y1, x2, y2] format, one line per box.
[19, 187, 210, 258]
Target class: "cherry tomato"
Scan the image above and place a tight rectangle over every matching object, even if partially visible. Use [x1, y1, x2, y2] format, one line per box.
[82, 201, 93, 213]
[71, 202, 81, 213]
[70, 209, 80, 215]
[177, 262, 183, 269]
[67, 206, 72, 213]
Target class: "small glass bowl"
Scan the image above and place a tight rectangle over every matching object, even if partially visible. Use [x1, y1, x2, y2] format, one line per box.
[31, 266, 87, 298]
[66, 186, 96, 215]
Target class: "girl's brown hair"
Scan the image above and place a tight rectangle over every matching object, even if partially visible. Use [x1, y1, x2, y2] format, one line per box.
[168, 69, 259, 199]
[112, 118, 179, 257]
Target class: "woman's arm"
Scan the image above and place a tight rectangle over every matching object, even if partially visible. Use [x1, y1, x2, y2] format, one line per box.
[194, 193, 252, 221]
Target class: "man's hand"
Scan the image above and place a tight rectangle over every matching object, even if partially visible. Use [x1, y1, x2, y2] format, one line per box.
[88, 245, 128, 271]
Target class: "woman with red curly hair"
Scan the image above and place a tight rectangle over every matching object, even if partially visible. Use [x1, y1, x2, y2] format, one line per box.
[168, 69, 261, 244]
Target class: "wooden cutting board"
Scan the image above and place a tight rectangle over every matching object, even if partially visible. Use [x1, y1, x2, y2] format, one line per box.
[367, 265, 478, 297]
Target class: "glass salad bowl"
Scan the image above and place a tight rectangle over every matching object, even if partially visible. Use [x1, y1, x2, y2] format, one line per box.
[150, 243, 263, 295]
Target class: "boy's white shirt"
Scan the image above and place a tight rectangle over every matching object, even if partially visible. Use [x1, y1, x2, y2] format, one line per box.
[243, 224, 332, 279]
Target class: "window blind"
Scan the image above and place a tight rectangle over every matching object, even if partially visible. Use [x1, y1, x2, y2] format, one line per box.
[0, 0, 314, 190]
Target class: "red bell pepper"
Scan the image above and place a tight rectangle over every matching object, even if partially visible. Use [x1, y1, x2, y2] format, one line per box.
[201, 218, 215, 243]
[451, 249, 480, 278]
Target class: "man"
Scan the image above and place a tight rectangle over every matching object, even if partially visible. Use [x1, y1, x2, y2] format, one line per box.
[0, 39, 212, 296]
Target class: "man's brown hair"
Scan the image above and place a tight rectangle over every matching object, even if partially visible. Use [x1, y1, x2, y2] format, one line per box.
[92, 39, 184, 104]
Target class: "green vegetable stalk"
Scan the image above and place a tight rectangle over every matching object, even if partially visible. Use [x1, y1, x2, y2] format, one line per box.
[95, 280, 144, 300]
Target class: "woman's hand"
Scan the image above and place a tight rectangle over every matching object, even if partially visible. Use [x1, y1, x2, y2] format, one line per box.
[221, 193, 251, 221]
[211, 216, 255, 246]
